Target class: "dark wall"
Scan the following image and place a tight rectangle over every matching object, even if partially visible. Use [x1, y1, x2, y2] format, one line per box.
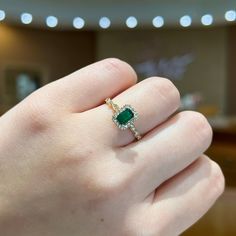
[0, 24, 96, 113]
[227, 25, 236, 115]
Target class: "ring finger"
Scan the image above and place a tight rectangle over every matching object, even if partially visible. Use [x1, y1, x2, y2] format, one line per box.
[83, 77, 180, 147]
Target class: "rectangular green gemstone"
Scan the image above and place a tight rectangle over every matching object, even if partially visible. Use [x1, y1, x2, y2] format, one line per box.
[116, 108, 134, 125]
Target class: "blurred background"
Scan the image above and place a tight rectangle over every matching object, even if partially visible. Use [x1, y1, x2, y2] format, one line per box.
[0, 0, 235, 235]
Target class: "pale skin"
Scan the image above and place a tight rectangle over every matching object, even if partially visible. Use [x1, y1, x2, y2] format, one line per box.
[0, 58, 224, 236]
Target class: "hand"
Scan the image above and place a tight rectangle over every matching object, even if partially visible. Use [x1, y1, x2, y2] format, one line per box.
[0, 58, 224, 236]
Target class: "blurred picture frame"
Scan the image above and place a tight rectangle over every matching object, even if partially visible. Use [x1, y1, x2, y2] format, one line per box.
[1, 65, 48, 110]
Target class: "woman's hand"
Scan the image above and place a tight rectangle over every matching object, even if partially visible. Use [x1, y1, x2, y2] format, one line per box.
[0, 58, 224, 236]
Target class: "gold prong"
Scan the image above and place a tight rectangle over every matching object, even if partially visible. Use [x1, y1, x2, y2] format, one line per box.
[105, 98, 120, 113]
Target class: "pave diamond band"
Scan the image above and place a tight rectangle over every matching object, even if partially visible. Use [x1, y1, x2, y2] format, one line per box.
[105, 98, 142, 140]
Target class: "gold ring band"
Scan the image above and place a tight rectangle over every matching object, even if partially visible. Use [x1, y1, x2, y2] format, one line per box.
[105, 98, 141, 140]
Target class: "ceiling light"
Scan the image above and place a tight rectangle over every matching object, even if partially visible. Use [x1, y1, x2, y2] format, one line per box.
[225, 10, 236, 21]
[152, 16, 164, 28]
[201, 14, 213, 26]
[126, 16, 138, 28]
[46, 16, 58, 28]
[99, 17, 111, 29]
[0, 10, 6, 21]
[21, 13, 33, 24]
[73, 17, 85, 29]
[180, 15, 192, 27]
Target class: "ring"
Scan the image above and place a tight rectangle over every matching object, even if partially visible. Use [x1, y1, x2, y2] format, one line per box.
[105, 98, 142, 140]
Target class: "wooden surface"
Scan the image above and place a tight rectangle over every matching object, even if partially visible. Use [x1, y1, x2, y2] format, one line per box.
[183, 187, 236, 236]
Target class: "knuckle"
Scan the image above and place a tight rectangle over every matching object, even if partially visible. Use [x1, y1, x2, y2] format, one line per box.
[184, 111, 213, 144]
[200, 156, 225, 197]
[103, 58, 127, 72]
[85, 169, 128, 200]
[186, 111, 210, 129]
[146, 77, 181, 108]
[125, 212, 163, 236]
[124, 214, 145, 236]
[125, 226, 147, 236]
[83, 170, 129, 211]
[22, 93, 53, 132]
[102, 58, 137, 83]
[210, 160, 225, 196]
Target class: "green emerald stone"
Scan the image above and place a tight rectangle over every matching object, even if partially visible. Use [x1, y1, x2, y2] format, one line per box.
[116, 108, 134, 125]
